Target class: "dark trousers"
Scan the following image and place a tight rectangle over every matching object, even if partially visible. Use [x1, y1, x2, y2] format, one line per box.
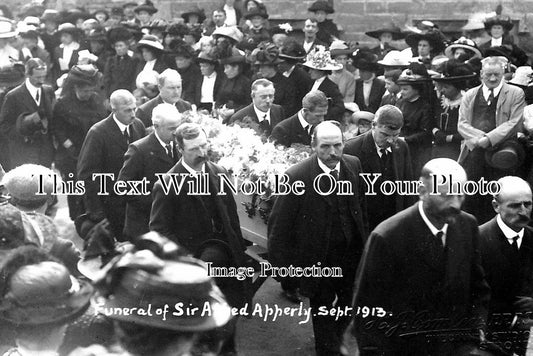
[310, 276, 354, 356]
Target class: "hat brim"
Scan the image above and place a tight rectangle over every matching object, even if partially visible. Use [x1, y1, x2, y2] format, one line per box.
[278, 53, 305, 62]
[137, 41, 164, 52]
[396, 77, 432, 85]
[0, 31, 16, 38]
[134, 6, 158, 14]
[181, 12, 206, 23]
[431, 73, 478, 82]
[365, 30, 405, 41]
[484, 21, 514, 32]
[485, 140, 524, 170]
[244, 13, 269, 20]
[330, 49, 353, 57]
[219, 56, 246, 65]
[444, 44, 482, 59]
[303, 61, 343, 71]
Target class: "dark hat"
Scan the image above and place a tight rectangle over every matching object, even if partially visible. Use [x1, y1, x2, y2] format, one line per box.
[19, 29, 39, 40]
[40, 9, 59, 23]
[484, 15, 514, 32]
[432, 60, 477, 83]
[119, 22, 144, 41]
[61, 9, 90, 25]
[111, 7, 124, 17]
[251, 42, 283, 65]
[219, 53, 246, 65]
[181, 5, 206, 23]
[66, 64, 102, 87]
[0, 203, 29, 258]
[165, 22, 189, 37]
[405, 30, 446, 55]
[278, 40, 306, 61]
[352, 49, 380, 72]
[87, 27, 108, 42]
[134, 0, 158, 14]
[196, 50, 218, 65]
[93, 232, 231, 331]
[142, 18, 168, 31]
[16, 112, 45, 137]
[244, 8, 269, 20]
[0, 261, 93, 325]
[308, 0, 334, 14]
[396, 62, 432, 85]
[108, 25, 133, 43]
[365, 23, 405, 41]
[168, 41, 196, 58]
[329, 40, 352, 57]
[485, 139, 525, 171]
[123, 2, 138, 8]
[484, 45, 529, 67]
[137, 34, 164, 52]
[91, 9, 109, 20]
[444, 36, 482, 60]
[0, 63, 25, 88]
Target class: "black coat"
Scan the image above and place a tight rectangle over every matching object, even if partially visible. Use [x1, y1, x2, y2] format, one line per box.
[0, 83, 55, 170]
[77, 114, 146, 239]
[117, 132, 178, 239]
[354, 77, 386, 113]
[135, 95, 192, 128]
[192, 71, 223, 107]
[103, 54, 140, 97]
[229, 103, 286, 136]
[269, 72, 299, 117]
[177, 62, 202, 104]
[268, 154, 368, 297]
[316, 76, 345, 122]
[316, 19, 339, 45]
[216, 73, 251, 111]
[285, 65, 313, 109]
[343, 131, 414, 230]
[352, 203, 490, 354]
[270, 113, 310, 147]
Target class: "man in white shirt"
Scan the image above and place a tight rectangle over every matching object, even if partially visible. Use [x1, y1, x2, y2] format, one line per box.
[479, 176, 533, 355]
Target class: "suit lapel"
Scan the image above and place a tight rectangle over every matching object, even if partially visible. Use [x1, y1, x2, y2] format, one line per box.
[361, 132, 382, 173]
[106, 115, 129, 151]
[148, 133, 174, 165]
[410, 205, 446, 271]
[309, 155, 333, 206]
[496, 83, 508, 116]
[21, 84, 38, 110]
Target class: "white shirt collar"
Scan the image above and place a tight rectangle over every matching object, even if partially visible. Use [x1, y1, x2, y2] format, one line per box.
[491, 37, 503, 47]
[59, 41, 79, 50]
[181, 158, 205, 174]
[482, 81, 504, 100]
[205, 71, 217, 79]
[372, 132, 392, 156]
[418, 201, 449, 242]
[154, 130, 172, 149]
[297, 110, 310, 130]
[254, 105, 270, 123]
[317, 156, 340, 175]
[112, 114, 129, 133]
[312, 76, 327, 90]
[25, 78, 40, 99]
[283, 65, 295, 78]
[496, 214, 524, 248]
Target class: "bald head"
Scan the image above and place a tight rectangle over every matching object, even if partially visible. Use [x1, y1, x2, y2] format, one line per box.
[110, 90, 136, 125]
[312, 121, 343, 169]
[493, 176, 532, 231]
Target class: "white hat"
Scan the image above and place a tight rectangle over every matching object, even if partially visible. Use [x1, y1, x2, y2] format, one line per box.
[0, 20, 16, 39]
[302, 45, 342, 71]
[509, 66, 533, 87]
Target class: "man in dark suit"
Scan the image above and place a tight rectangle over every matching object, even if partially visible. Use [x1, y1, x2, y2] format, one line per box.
[229, 79, 285, 136]
[301, 18, 327, 54]
[344, 105, 414, 230]
[135, 68, 192, 128]
[269, 121, 368, 356]
[77, 90, 146, 240]
[479, 176, 533, 355]
[353, 50, 387, 113]
[150, 122, 248, 355]
[351, 158, 491, 355]
[270, 90, 328, 147]
[0, 58, 55, 170]
[118, 103, 180, 240]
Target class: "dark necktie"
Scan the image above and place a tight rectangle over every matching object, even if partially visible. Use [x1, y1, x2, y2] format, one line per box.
[259, 115, 270, 133]
[330, 169, 339, 180]
[512, 235, 520, 254]
[379, 148, 389, 161]
[35, 89, 40, 105]
[165, 143, 173, 159]
[435, 231, 444, 248]
[487, 89, 495, 106]
[123, 127, 130, 144]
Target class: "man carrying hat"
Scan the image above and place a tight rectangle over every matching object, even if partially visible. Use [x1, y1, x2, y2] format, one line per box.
[0, 58, 54, 170]
[344, 105, 414, 230]
[458, 56, 526, 224]
[366, 23, 405, 60]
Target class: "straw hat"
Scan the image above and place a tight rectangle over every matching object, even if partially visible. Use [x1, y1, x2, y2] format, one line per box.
[137, 34, 164, 52]
[444, 37, 482, 60]
[212, 26, 243, 43]
[377, 50, 410, 69]
[509, 66, 533, 87]
[302, 45, 342, 71]
[0, 19, 16, 39]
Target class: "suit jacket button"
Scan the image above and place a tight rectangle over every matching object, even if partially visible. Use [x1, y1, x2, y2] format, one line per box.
[354, 211, 358, 215]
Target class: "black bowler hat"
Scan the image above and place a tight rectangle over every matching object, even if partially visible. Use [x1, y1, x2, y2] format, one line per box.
[485, 139, 525, 171]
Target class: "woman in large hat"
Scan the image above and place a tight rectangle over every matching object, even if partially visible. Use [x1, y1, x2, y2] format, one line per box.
[431, 60, 477, 160]
[52, 64, 107, 220]
[366, 23, 405, 60]
[194, 50, 222, 111]
[86, 27, 112, 72]
[328, 40, 356, 105]
[308, 0, 339, 45]
[52, 22, 82, 80]
[134, 0, 158, 27]
[167, 40, 201, 104]
[216, 51, 251, 121]
[135, 34, 169, 74]
[277, 39, 313, 107]
[302, 45, 345, 121]
[396, 62, 435, 174]
[405, 29, 447, 68]
[444, 37, 482, 62]
[479, 7, 515, 54]
[352, 49, 386, 113]
[242, 8, 270, 48]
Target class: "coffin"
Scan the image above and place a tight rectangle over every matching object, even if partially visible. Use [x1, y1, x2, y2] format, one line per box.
[235, 191, 268, 249]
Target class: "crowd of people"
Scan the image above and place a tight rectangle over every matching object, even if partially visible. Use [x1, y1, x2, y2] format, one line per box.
[1, 0, 533, 355]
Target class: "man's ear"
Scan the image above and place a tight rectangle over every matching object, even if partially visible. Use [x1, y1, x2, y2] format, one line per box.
[492, 199, 500, 214]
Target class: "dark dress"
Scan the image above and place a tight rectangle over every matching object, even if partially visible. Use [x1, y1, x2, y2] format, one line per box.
[103, 54, 140, 97]
[431, 96, 462, 160]
[316, 19, 339, 45]
[269, 72, 299, 118]
[396, 97, 433, 175]
[177, 62, 202, 104]
[216, 73, 251, 112]
[52, 93, 108, 219]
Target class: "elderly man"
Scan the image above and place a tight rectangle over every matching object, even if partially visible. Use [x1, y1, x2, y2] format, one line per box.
[118, 103, 181, 240]
[229, 78, 286, 136]
[269, 121, 368, 356]
[270, 90, 328, 147]
[479, 176, 533, 355]
[351, 158, 490, 355]
[344, 105, 414, 230]
[0, 58, 54, 170]
[458, 56, 526, 223]
[77, 89, 146, 240]
[135, 68, 192, 128]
